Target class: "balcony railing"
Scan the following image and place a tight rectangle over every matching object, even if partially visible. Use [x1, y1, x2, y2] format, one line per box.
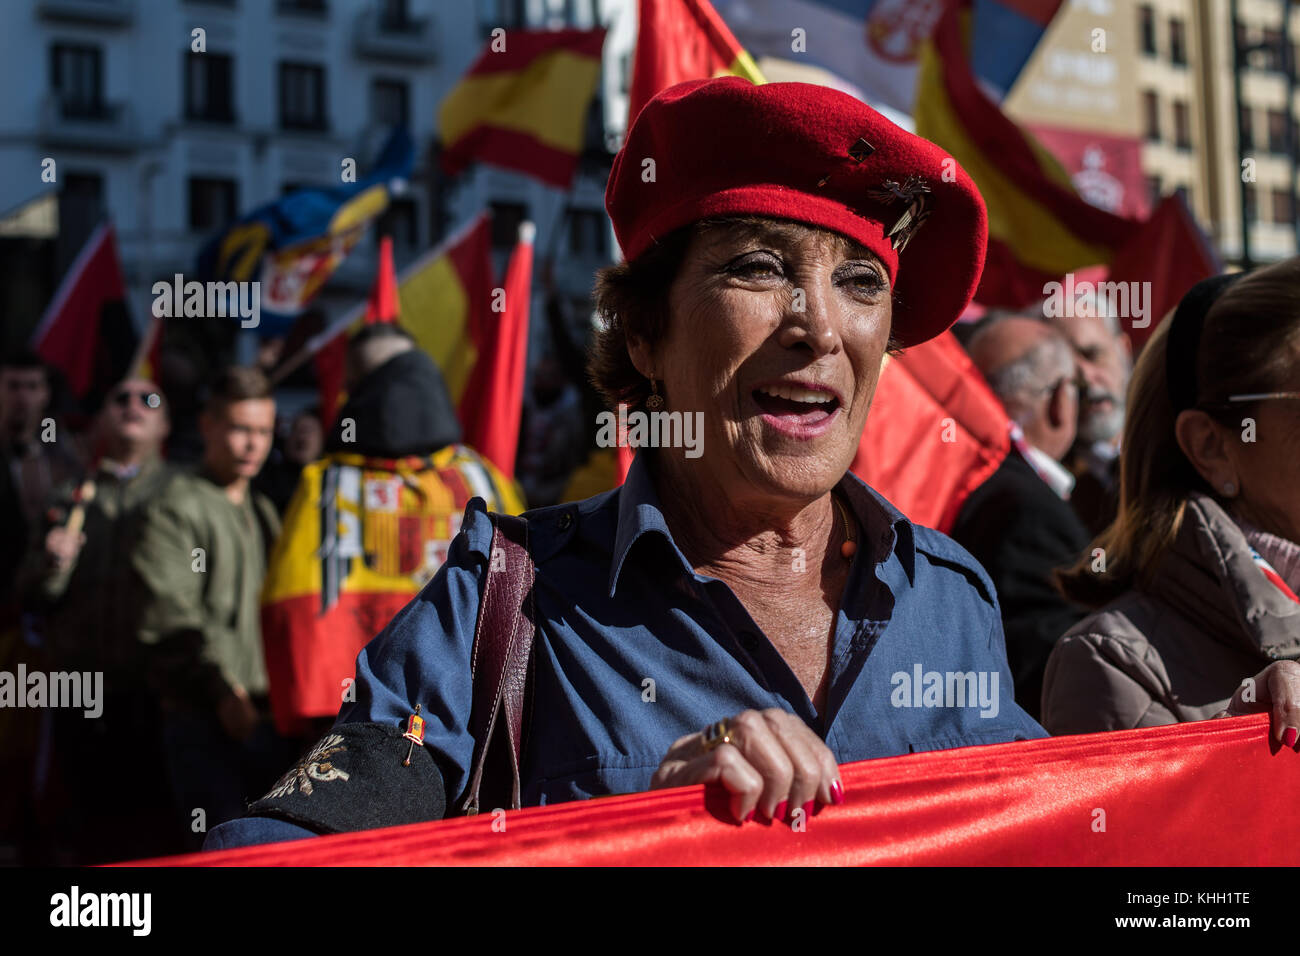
[353, 7, 436, 64]
[37, 0, 134, 25]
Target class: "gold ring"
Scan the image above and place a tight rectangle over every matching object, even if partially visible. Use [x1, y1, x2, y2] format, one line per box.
[701, 718, 736, 752]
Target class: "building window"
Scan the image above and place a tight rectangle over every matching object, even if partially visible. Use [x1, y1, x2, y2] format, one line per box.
[1139, 5, 1156, 55]
[1271, 188, 1294, 223]
[1268, 109, 1289, 154]
[1244, 184, 1258, 222]
[189, 177, 238, 232]
[279, 62, 327, 131]
[489, 200, 528, 249]
[378, 0, 416, 30]
[278, 0, 327, 14]
[1145, 174, 1162, 206]
[185, 52, 234, 123]
[567, 208, 607, 257]
[1169, 18, 1186, 66]
[1173, 101, 1192, 149]
[371, 78, 408, 128]
[1262, 28, 1285, 71]
[1143, 90, 1160, 142]
[64, 172, 105, 219]
[376, 197, 419, 251]
[1240, 105, 1255, 151]
[479, 0, 527, 33]
[50, 44, 104, 118]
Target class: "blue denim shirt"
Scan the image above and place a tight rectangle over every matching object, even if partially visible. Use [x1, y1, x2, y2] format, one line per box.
[206, 453, 1045, 849]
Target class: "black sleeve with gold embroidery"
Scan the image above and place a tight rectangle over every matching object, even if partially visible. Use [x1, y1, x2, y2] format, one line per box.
[247, 723, 447, 834]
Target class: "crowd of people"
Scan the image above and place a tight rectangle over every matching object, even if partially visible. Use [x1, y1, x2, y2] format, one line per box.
[0, 323, 518, 863]
[4, 76, 1300, 862]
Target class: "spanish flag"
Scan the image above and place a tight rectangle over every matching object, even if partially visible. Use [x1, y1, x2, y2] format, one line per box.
[261, 446, 524, 734]
[397, 214, 495, 408]
[629, 0, 765, 123]
[440, 29, 606, 189]
[914, 0, 1136, 307]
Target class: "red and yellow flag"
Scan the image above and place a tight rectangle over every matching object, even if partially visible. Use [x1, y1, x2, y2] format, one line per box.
[628, 0, 765, 124]
[261, 446, 524, 735]
[914, 0, 1136, 307]
[440, 28, 606, 189]
[397, 214, 495, 407]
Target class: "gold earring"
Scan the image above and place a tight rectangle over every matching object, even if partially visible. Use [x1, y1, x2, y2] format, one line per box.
[645, 378, 663, 410]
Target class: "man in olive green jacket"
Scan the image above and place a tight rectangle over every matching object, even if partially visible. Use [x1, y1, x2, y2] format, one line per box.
[132, 367, 291, 848]
[31, 379, 178, 862]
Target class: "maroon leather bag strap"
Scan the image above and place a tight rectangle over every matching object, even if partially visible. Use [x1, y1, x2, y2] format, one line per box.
[460, 512, 534, 815]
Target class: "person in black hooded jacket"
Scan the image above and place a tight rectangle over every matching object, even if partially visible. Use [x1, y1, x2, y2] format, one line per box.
[328, 324, 465, 458]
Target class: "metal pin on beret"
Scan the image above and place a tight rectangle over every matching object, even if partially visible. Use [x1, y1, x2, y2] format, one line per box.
[605, 77, 989, 348]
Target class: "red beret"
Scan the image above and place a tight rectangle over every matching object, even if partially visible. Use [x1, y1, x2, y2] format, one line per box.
[605, 77, 988, 348]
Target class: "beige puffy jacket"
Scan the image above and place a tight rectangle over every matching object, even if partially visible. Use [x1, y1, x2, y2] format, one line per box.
[1041, 493, 1300, 734]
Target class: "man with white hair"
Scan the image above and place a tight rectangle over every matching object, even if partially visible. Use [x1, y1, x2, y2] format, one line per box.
[1046, 306, 1133, 536]
[951, 315, 1092, 720]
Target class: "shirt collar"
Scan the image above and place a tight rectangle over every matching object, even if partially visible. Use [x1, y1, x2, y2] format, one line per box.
[1021, 443, 1076, 500]
[608, 452, 916, 598]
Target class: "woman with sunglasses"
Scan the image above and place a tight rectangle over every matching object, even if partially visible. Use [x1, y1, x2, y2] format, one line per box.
[1043, 259, 1300, 739]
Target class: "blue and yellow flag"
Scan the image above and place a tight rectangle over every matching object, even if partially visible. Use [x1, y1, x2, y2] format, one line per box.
[195, 127, 414, 336]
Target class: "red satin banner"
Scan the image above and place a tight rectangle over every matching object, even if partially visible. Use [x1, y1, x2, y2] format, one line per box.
[136, 714, 1298, 866]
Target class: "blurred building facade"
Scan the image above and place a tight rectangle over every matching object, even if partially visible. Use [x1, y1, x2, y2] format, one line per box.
[0, 0, 635, 362]
[1007, 0, 1300, 267]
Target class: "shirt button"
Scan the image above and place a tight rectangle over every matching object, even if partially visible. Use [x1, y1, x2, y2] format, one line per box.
[558, 512, 573, 530]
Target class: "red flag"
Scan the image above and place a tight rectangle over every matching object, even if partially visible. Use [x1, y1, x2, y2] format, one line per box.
[151, 714, 1300, 866]
[459, 222, 533, 477]
[364, 235, 400, 325]
[31, 222, 132, 400]
[628, 0, 765, 125]
[1105, 193, 1220, 349]
[853, 331, 1011, 533]
[314, 334, 348, 429]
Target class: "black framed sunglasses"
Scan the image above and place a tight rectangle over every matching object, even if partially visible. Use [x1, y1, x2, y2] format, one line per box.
[111, 390, 162, 410]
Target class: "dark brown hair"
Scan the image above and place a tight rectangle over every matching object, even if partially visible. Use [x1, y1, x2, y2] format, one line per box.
[587, 216, 902, 412]
[1056, 256, 1300, 608]
[205, 365, 272, 415]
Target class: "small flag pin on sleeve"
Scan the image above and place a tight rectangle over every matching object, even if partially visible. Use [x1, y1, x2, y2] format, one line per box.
[403, 704, 425, 766]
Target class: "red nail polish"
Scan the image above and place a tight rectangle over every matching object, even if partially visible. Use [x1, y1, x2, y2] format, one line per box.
[801, 800, 814, 819]
[743, 809, 755, 822]
[1285, 728, 1298, 749]
[773, 800, 787, 821]
[830, 780, 845, 805]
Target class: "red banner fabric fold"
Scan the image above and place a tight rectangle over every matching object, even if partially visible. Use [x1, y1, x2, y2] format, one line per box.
[139, 714, 1298, 866]
[852, 332, 1011, 533]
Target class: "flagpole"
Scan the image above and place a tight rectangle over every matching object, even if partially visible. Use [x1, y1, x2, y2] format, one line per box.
[268, 212, 488, 387]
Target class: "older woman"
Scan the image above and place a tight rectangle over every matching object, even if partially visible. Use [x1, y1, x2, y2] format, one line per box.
[1044, 262, 1300, 737]
[205, 77, 1046, 848]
